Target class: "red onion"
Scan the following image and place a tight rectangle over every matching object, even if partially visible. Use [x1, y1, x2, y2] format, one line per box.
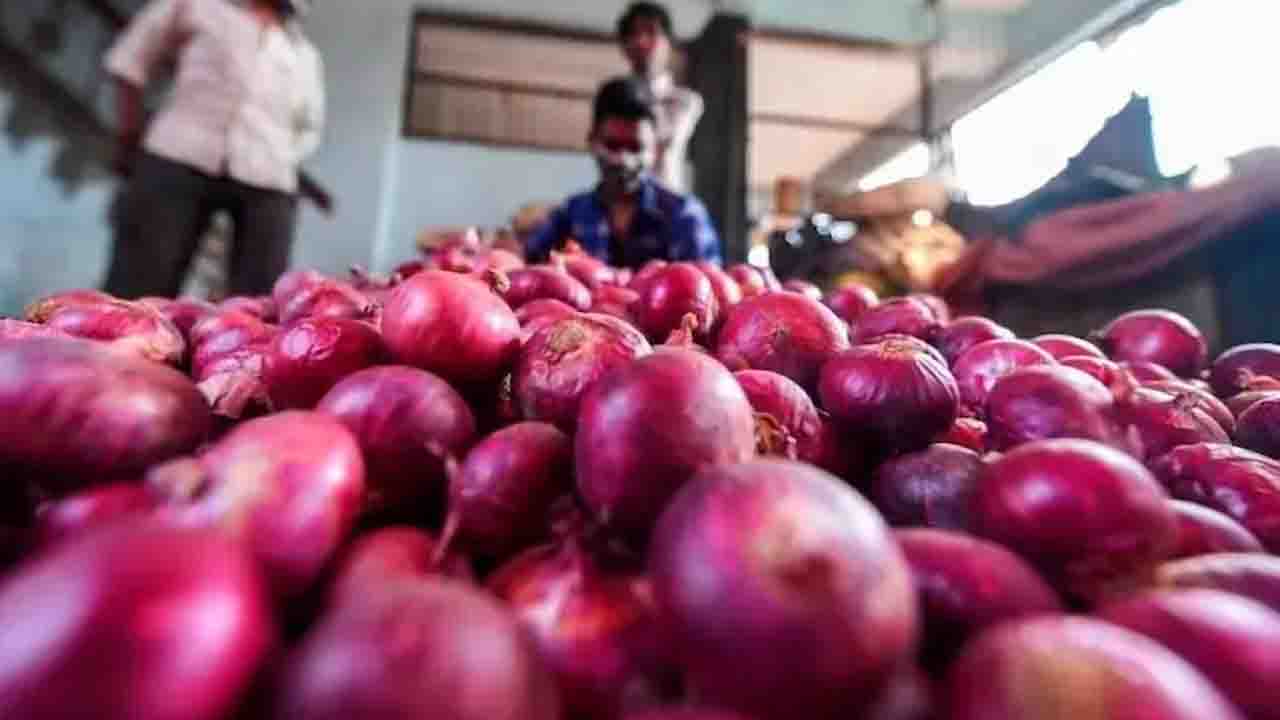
[0, 520, 275, 720]
[824, 284, 879, 325]
[715, 291, 850, 392]
[630, 263, 717, 342]
[629, 260, 669, 291]
[554, 250, 615, 289]
[649, 459, 918, 720]
[589, 285, 640, 322]
[576, 349, 756, 543]
[505, 266, 592, 310]
[1236, 395, 1280, 458]
[272, 269, 326, 310]
[328, 526, 473, 606]
[985, 365, 1122, 451]
[1061, 354, 1123, 386]
[624, 711, 753, 720]
[34, 483, 154, 547]
[1121, 359, 1179, 382]
[393, 259, 427, 281]
[383, 270, 521, 385]
[1118, 385, 1229, 461]
[513, 313, 652, 430]
[26, 292, 185, 365]
[482, 248, 526, 275]
[1156, 553, 1280, 614]
[264, 317, 385, 410]
[1151, 443, 1280, 553]
[218, 294, 276, 321]
[1147, 380, 1235, 435]
[439, 422, 573, 560]
[190, 309, 275, 360]
[0, 317, 73, 342]
[726, 264, 768, 298]
[1168, 500, 1264, 558]
[782, 279, 823, 301]
[1097, 309, 1207, 378]
[148, 411, 365, 598]
[971, 439, 1176, 602]
[694, 261, 743, 315]
[1032, 333, 1106, 360]
[190, 312, 276, 419]
[854, 296, 940, 343]
[139, 296, 217, 341]
[316, 366, 476, 518]
[1229, 389, 1280, 418]
[933, 316, 1014, 366]
[799, 414, 866, 480]
[934, 417, 987, 452]
[818, 338, 960, 453]
[278, 280, 374, 326]
[734, 369, 822, 458]
[871, 443, 984, 530]
[1100, 589, 1280, 720]
[517, 298, 581, 341]
[946, 616, 1243, 720]
[489, 540, 677, 719]
[1211, 344, 1280, 398]
[895, 528, 1062, 671]
[0, 338, 210, 495]
[909, 293, 951, 324]
[272, 580, 560, 720]
[952, 339, 1056, 413]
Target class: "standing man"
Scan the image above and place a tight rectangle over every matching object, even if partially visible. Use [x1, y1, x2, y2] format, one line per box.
[525, 77, 721, 269]
[617, 2, 702, 192]
[102, 0, 325, 299]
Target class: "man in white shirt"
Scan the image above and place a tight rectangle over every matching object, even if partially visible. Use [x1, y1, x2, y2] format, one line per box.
[102, 0, 325, 298]
[617, 2, 703, 193]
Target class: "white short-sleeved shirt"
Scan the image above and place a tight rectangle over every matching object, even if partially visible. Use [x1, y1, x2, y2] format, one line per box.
[105, 0, 325, 194]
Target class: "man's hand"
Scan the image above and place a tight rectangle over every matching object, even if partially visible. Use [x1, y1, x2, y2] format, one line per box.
[299, 172, 335, 216]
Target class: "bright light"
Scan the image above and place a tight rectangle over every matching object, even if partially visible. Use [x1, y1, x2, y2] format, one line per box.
[747, 245, 770, 268]
[911, 209, 934, 227]
[857, 144, 932, 192]
[831, 222, 856, 242]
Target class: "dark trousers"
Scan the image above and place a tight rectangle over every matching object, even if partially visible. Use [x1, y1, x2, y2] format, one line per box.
[104, 153, 297, 299]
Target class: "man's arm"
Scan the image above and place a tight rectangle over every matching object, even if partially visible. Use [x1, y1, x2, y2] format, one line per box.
[295, 45, 326, 163]
[524, 204, 570, 263]
[103, 0, 185, 176]
[670, 197, 722, 264]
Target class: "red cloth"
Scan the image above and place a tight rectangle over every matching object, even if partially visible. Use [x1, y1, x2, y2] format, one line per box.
[977, 158, 1280, 290]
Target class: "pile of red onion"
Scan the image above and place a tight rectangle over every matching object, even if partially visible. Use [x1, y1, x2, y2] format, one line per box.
[7, 261, 1280, 720]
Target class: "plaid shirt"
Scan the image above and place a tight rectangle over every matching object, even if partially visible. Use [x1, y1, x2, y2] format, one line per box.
[525, 177, 722, 269]
[104, 0, 324, 194]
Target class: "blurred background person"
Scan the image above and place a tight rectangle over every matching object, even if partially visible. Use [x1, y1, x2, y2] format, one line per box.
[102, 0, 325, 299]
[525, 76, 721, 269]
[617, 1, 702, 192]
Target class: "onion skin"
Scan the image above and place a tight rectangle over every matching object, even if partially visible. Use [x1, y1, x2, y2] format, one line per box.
[517, 298, 578, 327]
[818, 339, 960, 454]
[557, 251, 615, 290]
[1146, 380, 1236, 436]
[1033, 333, 1106, 361]
[0, 520, 276, 720]
[328, 526, 473, 607]
[734, 369, 822, 459]
[1169, 500, 1265, 558]
[695, 261, 743, 315]
[871, 444, 984, 531]
[1151, 443, 1280, 553]
[148, 412, 365, 598]
[316, 366, 476, 518]
[985, 365, 1122, 451]
[1120, 360, 1179, 383]
[824, 285, 879, 325]
[1236, 396, 1280, 458]
[1100, 589, 1280, 720]
[933, 317, 1014, 366]
[895, 528, 1062, 671]
[0, 318, 74, 342]
[264, 317, 385, 410]
[272, 269, 326, 310]
[1098, 309, 1208, 378]
[934, 417, 987, 452]
[631, 263, 718, 342]
[0, 338, 211, 495]
[1119, 386, 1229, 461]
[442, 422, 573, 559]
[854, 297, 940, 343]
[576, 349, 756, 543]
[1211, 344, 1280, 398]
[624, 711, 754, 720]
[1061, 355, 1123, 387]
[489, 541, 677, 720]
[34, 483, 155, 547]
[26, 292, 186, 365]
[649, 460, 918, 720]
[219, 295, 276, 321]
[782, 279, 823, 302]
[946, 616, 1244, 720]
[278, 280, 374, 326]
[139, 297, 217, 342]
[971, 439, 1177, 602]
[726, 264, 768, 298]
[383, 270, 522, 385]
[715, 292, 850, 392]
[513, 314, 653, 431]
[952, 339, 1056, 413]
[272, 580, 560, 720]
[1155, 553, 1280, 614]
[505, 266, 593, 310]
[909, 294, 951, 324]
[1229, 389, 1280, 418]
[589, 286, 640, 323]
